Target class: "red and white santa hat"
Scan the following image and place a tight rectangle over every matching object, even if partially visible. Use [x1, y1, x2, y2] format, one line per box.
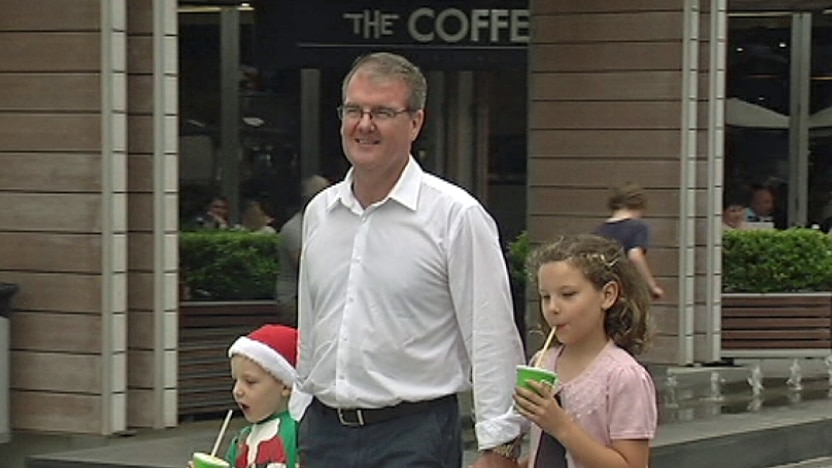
[228, 324, 298, 385]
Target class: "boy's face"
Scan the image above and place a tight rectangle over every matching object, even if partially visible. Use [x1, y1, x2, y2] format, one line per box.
[231, 355, 290, 423]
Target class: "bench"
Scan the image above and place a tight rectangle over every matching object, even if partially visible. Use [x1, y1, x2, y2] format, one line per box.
[178, 301, 283, 418]
[721, 293, 832, 358]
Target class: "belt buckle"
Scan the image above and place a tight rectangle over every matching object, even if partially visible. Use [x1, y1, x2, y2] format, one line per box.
[337, 408, 365, 426]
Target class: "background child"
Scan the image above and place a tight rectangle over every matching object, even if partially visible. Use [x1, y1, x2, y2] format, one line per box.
[514, 234, 657, 468]
[195, 324, 299, 468]
[593, 182, 664, 300]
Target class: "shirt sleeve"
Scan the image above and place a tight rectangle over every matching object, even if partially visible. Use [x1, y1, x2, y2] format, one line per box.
[607, 364, 658, 440]
[288, 205, 318, 421]
[447, 204, 526, 450]
[630, 221, 650, 251]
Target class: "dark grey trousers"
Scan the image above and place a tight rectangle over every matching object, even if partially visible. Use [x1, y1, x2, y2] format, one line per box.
[298, 396, 462, 468]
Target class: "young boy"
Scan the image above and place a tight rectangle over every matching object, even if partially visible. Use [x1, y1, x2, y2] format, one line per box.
[225, 324, 299, 468]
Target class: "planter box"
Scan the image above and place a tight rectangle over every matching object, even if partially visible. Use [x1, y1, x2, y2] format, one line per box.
[178, 300, 280, 418]
[721, 292, 832, 359]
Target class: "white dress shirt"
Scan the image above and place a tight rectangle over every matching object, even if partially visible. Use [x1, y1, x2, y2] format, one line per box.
[289, 157, 525, 449]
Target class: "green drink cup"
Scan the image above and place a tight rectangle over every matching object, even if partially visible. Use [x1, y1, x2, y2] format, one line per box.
[516, 365, 558, 395]
[192, 452, 230, 468]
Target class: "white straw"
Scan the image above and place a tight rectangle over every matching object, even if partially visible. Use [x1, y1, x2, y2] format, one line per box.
[210, 409, 233, 458]
[534, 326, 557, 368]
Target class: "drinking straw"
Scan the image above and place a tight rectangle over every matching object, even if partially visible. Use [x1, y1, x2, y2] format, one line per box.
[210, 409, 234, 458]
[534, 326, 557, 368]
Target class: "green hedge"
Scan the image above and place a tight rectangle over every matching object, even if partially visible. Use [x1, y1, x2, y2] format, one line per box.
[180, 231, 280, 301]
[723, 228, 832, 293]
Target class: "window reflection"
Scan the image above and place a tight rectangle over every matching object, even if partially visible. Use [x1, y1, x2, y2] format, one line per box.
[726, 14, 791, 229]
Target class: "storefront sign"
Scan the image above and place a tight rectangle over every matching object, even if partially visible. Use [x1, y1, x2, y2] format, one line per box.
[256, 0, 529, 69]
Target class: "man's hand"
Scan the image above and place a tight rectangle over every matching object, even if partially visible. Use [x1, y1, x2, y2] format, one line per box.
[470, 450, 519, 468]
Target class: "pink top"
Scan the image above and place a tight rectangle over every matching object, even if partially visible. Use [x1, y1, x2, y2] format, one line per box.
[527, 341, 657, 468]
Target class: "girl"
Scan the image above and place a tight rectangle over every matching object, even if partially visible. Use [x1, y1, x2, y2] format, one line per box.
[514, 234, 657, 468]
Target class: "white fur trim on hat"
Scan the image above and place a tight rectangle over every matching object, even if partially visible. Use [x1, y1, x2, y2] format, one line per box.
[228, 336, 297, 385]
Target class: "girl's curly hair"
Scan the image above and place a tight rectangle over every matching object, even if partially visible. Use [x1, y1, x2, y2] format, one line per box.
[525, 234, 654, 355]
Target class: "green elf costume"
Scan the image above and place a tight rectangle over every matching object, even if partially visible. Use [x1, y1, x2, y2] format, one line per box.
[226, 325, 299, 468]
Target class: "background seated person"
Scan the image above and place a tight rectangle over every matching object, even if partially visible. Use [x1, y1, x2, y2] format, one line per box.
[194, 195, 230, 230]
[746, 184, 774, 223]
[723, 187, 750, 230]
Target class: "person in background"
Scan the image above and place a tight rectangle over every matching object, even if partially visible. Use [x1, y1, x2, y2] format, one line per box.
[274, 175, 330, 327]
[241, 199, 277, 234]
[723, 187, 750, 231]
[593, 182, 664, 300]
[291, 52, 525, 467]
[514, 234, 657, 468]
[746, 184, 775, 223]
[195, 195, 231, 230]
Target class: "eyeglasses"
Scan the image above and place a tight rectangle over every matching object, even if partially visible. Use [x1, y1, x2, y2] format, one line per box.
[337, 105, 413, 122]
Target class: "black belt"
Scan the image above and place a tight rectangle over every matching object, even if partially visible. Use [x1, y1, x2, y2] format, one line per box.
[316, 394, 455, 426]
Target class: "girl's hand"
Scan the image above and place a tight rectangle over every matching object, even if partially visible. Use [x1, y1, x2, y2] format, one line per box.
[513, 380, 571, 438]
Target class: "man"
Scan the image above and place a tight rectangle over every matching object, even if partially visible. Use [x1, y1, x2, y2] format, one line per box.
[275, 175, 330, 327]
[746, 184, 775, 223]
[290, 52, 525, 467]
[593, 182, 664, 300]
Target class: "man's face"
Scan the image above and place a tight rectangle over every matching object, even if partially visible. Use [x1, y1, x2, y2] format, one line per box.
[340, 70, 424, 174]
[750, 189, 773, 216]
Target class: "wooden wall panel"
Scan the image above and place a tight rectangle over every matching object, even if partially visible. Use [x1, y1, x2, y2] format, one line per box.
[127, 350, 154, 387]
[127, 75, 154, 114]
[127, 193, 155, 231]
[10, 391, 101, 434]
[0, 273, 103, 313]
[530, 129, 681, 158]
[0, 114, 100, 152]
[12, 352, 101, 393]
[128, 311, 154, 348]
[127, 272, 154, 312]
[127, 233, 154, 271]
[127, 36, 153, 73]
[127, 0, 154, 33]
[0, 233, 102, 273]
[528, 159, 681, 187]
[0, 153, 102, 192]
[533, 12, 684, 43]
[531, 43, 683, 72]
[127, 114, 154, 154]
[0, 33, 100, 72]
[530, 101, 682, 130]
[127, 154, 154, 192]
[127, 388, 154, 427]
[0, 74, 100, 111]
[0, 0, 101, 31]
[532, 71, 683, 101]
[10, 312, 101, 352]
[534, 0, 682, 14]
[0, 193, 102, 232]
[530, 187, 681, 216]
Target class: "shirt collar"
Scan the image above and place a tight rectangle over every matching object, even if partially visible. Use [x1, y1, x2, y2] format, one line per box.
[326, 156, 422, 212]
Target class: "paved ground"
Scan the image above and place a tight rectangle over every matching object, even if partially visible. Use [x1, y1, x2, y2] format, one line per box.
[5, 361, 832, 468]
